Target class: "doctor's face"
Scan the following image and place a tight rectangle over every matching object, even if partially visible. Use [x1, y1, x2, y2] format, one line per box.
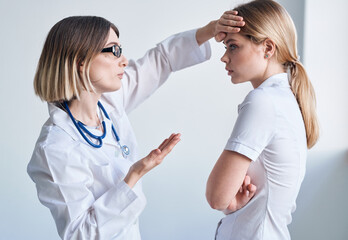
[221, 33, 267, 88]
[88, 28, 128, 93]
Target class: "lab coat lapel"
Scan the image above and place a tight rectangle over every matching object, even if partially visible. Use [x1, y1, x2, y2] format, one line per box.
[48, 103, 84, 142]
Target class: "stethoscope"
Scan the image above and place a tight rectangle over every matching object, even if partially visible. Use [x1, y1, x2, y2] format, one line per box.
[63, 101, 130, 158]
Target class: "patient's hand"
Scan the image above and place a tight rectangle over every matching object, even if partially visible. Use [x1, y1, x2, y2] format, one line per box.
[223, 175, 256, 215]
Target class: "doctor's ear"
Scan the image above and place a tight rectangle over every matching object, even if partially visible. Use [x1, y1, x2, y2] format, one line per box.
[263, 38, 276, 59]
[78, 60, 84, 74]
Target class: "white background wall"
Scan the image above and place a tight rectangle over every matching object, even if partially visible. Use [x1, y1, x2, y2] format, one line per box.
[288, 0, 348, 239]
[0, 0, 346, 239]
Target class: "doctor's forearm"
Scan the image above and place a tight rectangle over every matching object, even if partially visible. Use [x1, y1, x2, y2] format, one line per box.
[124, 168, 142, 188]
[196, 21, 217, 46]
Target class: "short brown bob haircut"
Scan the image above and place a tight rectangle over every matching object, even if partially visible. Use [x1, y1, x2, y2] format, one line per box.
[34, 16, 119, 102]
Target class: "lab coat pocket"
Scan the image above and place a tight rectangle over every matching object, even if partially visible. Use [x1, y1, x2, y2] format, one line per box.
[86, 149, 115, 193]
[86, 146, 110, 166]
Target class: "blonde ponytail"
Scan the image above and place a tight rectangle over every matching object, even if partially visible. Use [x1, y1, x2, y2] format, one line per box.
[289, 61, 319, 148]
[234, 0, 320, 149]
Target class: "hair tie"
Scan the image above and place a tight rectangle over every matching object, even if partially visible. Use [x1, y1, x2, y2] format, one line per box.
[285, 61, 296, 69]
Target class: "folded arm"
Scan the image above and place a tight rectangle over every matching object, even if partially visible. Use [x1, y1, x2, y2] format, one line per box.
[206, 150, 254, 212]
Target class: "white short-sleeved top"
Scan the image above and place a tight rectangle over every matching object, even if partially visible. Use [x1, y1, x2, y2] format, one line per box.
[216, 73, 307, 240]
[27, 29, 211, 240]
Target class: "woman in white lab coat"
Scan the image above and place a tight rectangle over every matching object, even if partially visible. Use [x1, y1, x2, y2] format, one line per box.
[206, 1, 320, 239]
[27, 15, 248, 240]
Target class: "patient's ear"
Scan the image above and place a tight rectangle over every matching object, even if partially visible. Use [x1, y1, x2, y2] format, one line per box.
[263, 38, 276, 58]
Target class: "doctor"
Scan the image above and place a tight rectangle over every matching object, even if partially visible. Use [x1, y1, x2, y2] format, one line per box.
[28, 13, 250, 240]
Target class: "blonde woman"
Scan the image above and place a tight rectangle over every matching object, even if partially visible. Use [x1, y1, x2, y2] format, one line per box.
[27, 15, 249, 239]
[206, 1, 319, 239]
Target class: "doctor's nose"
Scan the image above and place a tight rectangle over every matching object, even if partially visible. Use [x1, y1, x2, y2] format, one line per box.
[119, 55, 128, 67]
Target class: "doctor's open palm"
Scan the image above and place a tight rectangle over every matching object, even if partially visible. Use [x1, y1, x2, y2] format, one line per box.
[124, 133, 181, 188]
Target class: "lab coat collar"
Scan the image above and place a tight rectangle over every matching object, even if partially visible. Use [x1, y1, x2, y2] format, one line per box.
[100, 92, 124, 118]
[257, 73, 290, 89]
[47, 103, 118, 147]
[48, 103, 81, 142]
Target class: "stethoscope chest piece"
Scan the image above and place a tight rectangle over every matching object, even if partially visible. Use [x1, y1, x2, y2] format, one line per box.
[120, 145, 130, 158]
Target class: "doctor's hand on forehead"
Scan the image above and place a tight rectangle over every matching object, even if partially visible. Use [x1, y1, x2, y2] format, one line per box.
[196, 10, 244, 45]
[214, 10, 245, 42]
[124, 133, 181, 188]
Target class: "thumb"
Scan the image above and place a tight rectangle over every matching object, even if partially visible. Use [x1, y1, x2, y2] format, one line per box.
[215, 32, 226, 42]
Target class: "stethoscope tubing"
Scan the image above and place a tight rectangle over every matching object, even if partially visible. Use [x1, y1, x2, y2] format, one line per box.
[97, 102, 121, 142]
[63, 101, 130, 157]
[64, 101, 104, 148]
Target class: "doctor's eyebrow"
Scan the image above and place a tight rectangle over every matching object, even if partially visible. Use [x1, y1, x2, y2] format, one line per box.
[105, 41, 121, 47]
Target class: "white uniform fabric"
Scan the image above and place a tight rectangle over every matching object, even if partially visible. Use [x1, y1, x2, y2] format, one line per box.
[27, 29, 211, 240]
[216, 73, 307, 240]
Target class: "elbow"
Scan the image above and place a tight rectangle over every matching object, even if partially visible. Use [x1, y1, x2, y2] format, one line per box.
[206, 192, 229, 211]
[209, 202, 227, 211]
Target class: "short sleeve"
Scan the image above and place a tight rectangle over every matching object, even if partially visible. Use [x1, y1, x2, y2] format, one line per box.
[225, 89, 276, 161]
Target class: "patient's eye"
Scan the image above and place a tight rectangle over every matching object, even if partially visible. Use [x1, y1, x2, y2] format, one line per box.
[224, 44, 238, 51]
[228, 44, 238, 51]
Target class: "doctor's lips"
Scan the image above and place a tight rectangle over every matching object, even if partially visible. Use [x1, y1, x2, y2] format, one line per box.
[117, 73, 124, 79]
[225, 68, 233, 75]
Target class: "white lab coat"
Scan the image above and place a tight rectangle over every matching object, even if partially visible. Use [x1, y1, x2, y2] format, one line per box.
[28, 29, 211, 240]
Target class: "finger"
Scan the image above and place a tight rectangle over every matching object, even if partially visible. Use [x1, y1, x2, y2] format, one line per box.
[219, 18, 245, 27]
[244, 175, 251, 186]
[247, 184, 257, 193]
[167, 133, 178, 142]
[159, 134, 181, 156]
[216, 25, 241, 34]
[223, 10, 239, 15]
[240, 175, 250, 193]
[159, 133, 177, 151]
[158, 138, 170, 151]
[222, 13, 243, 21]
[243, 189, 250, 197]
[161, 133, 180, 149]
[247, 184, 257, 198]
[166, 133, 181, 147]
[158, 133, 177, 150]
[242, 176, 253, 196]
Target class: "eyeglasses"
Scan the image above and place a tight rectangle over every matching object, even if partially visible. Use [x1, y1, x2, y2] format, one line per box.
[101, 44, 122, 58]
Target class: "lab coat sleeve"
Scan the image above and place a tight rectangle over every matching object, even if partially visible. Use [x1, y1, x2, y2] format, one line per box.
[121, 29, 211, 113]
[28, 143, 145, 240]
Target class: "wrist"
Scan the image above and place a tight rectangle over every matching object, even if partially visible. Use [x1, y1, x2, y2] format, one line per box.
[208, 20, 217, 38]
[196, 20, 217, 46]
[124, 166, 143, 188]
